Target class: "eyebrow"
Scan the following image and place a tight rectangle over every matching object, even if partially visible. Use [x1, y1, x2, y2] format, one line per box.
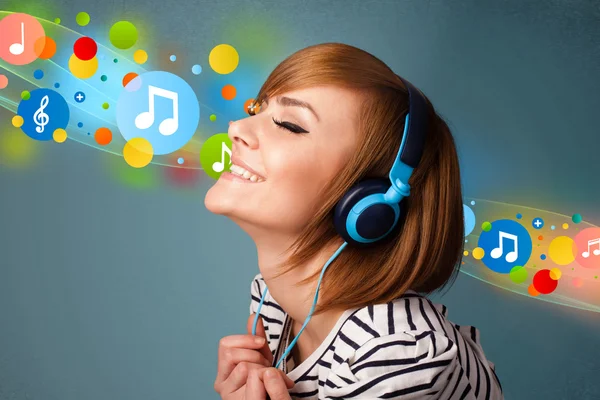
[266, 96, 320, 122]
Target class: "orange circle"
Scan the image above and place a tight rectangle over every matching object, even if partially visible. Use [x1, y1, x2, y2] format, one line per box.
[244, 98, 255, 115]
[94, 127, 112, 145]
[34, 36, 57, 59]
[538, 235, 543, 240]
[122, 72, 138, 87]
[528, 284, 540, 297]
[221, 84, 236, 100]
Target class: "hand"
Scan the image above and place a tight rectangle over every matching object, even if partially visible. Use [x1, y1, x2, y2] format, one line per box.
[214, 313, 294, 399]
[245, 367, 294, 400]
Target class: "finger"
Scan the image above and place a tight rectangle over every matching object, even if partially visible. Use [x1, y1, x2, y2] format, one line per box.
[264, 368, 293, 399]
[247, 314, 274, 364]
[218, 362, 263, 396]
[256, 368, 295, 390]
[216, 336, 268, 387]
[218, 346, 272, 376]
[245, 368, 267, 400]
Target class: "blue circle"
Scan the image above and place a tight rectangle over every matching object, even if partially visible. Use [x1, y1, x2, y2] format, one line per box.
[74, 91, 86, 103]
[33, 69, 44, 79]
[77, 122, 83, 128]
[470, 200, 475, 206]
[551, 225, 556, 230]
[477, 219, 532, 274]
[463, 204, 476, 236]
[191, 64, 202, 75]
[170, 55, 177, 62]
[177, 157, 184, 164]
[541, 254, 547, 260]
[17, 88, 70, 141]
[116, 71, 200, 155]
[54, 82, 60, 88]
[532, 217, 544, 229]
[516, 213, 522, 219]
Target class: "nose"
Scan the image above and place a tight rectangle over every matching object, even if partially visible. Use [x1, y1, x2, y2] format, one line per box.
[228, 119, 259, 149]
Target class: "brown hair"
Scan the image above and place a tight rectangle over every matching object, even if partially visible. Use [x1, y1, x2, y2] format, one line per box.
[251, 43, 464, 316]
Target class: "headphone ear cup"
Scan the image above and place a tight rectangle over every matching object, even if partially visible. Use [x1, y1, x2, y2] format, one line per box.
[333, 178, 392, 246]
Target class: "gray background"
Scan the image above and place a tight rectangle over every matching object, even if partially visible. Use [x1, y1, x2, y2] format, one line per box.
[1, 0, 600, 399]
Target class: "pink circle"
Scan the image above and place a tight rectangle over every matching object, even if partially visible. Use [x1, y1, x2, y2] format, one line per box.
[0, 75, 7, 89]
[0, 13, 46, 65]
[574, 227, 600, 269]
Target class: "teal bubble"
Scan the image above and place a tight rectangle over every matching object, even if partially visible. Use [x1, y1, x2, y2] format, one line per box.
[170, 55, 177, 62]
[177, 157, 184, 165]
[101, 75, 108, 82]
[192, 64, 202, 75]
[572, 213, 582, 224]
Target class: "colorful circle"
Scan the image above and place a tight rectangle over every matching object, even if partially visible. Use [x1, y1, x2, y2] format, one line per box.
[54, 18, 61, 24]
[472, 247, 485, 260]
[563, 223, 569, 229]
[73, 37, 97, 61]
[192, 64, 202, 75]
[199, 133, 233, 180]
[134, 49, 148, 64]
[572, 213, 583, 224]
[77, 122, 83, 128]
[69, 54, 98, 79]
[94, 127, 112, 145]
[102, 102, 109, 110]
[477, 219, 533, 274]
[532, 269, 559, 294]
[0, 75, 7, 89]
[549, 268, 562, 280]
[76, 12, 90, 26]
[54, 82, 60, 88]
[101, 75, 108, 82]
[33, 69, 44, 79]
[109, 21, 138, 50]
[572, 277, 583, 288]
[528, 284, 540, 297]
[481, 221, 492, 232]
[12, 115, 24, 127]
[122, 72, 138, 87]
[116, 71, 200, 155]
[0, 13, 46, 65]
[210, 114, 217, 122]
[463, 204, 476, 236]
[509, 265, 528, 284]
[222, 84, 236, 100]
[208, 44, 239, 74]
[547, 236, 575, 266]
[53, 128, 67, 143]
[123, 137, 153, 168]
[74, 91, 86, 103]
[170, 55, 176, 62]
[177, 157, 184, 165]
[21, 91, 30, 100]
[516, 213, 522, 219]
[574, 227, 600, 269]
[16, 88, 70, 141]
[532, 217, 544, 229]
[33, 36, 57, 59]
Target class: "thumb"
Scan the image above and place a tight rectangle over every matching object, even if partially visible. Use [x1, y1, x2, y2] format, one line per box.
[248, 313, 273, 364]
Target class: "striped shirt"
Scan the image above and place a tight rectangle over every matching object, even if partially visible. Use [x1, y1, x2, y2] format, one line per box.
[250, 273, 504, 399]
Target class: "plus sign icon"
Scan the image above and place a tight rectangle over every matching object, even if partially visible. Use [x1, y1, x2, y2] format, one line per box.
[74, 91, 86, 103]
[532, 217, 544, 229]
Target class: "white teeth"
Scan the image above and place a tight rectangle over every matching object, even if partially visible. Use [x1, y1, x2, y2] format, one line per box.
[229, 164, 265, 182]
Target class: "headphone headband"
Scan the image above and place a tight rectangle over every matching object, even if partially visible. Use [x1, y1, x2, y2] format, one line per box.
[395, 75, 429, 169]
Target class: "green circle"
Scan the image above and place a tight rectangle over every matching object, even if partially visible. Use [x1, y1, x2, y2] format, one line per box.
[76, 12, 90, 26]
[21, 91, 30, 100]
[572, 213, 582, 224]
[481, 221, 492, 232]
[101, 75, 108, 82]
[113, 58, 118, 63]
[209, 114, 217, 122]
[509, 265, 527, 284]
[54, 18, 61, 24]
[102, 103, 109, 109]
[109, 21, 138, 50]
[200, 133, 232, 180]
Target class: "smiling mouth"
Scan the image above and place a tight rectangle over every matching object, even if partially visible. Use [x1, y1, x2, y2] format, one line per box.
[228, 164, 266, 182]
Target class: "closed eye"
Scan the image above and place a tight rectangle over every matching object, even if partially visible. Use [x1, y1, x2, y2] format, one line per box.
[272, 117, 309, 134]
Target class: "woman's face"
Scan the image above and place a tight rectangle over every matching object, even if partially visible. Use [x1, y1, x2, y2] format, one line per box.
[204, 85, 361, 236]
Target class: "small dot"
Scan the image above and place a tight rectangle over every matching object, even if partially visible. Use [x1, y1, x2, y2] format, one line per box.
[76, 12, 90, 26]
[54, 82, 60, 88]
[177, 157, 184, 165]
[170, 55, 176, 62]
[33, 69, 44, 79]
[470, 200, 475, 205]
[12, 115, 24, 128]
[102, 103, 109, 109]
[209, 114, 217, 121]
[87, 132, 90, 135]
[77, 122, 83, 128]
[113, 58, 118, 63]
[53, 128, 67, 143]
[516, 213, 522, 219]
[101, 75, 107, 82]
[551, 225, 556, 230]
[562, 223, 569, 229]
[133, 49, 148, 64]
[54, 17, 61, 24]
[21, 91, 30, 100]
[192, 64, 202, 75]
[540, 254, 546, 260]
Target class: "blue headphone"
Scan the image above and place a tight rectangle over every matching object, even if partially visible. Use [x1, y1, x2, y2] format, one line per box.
[252, 75, 429, 369]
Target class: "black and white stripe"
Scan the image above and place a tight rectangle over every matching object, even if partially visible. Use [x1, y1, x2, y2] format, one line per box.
[249, 273, 503, 399]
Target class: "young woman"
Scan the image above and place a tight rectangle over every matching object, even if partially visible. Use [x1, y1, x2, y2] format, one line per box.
[206, 42, 503, 399]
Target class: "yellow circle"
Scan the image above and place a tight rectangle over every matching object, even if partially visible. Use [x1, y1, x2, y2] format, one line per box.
[69, 54, 99, 79]
[12, 115, 24, 128]
[463, 250, 469, 256]
[209, 44, 239, 74]
[548, 236, 575, 266]
[133, 49, 148, 64]
[53, 128, 67, 143]
[562, 223, 569, 229]
[550, 268, 562, 280]
[123, 138, 153, 168]
[472, 247, 485, 260]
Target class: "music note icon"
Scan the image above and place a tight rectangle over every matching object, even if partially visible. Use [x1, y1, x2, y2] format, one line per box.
[582, 238, 600, 258]
[9, 22, 25, 55]
[135, 85, 179, 136]
[490, 231, 518, 263]
[212, 142, 232, 172]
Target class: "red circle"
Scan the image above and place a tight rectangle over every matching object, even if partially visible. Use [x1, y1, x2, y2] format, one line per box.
[73, 37, 97, 61]
[532, 269, 558, 294]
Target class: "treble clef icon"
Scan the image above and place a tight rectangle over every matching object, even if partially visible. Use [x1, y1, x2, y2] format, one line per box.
[33, 95, 50, 134]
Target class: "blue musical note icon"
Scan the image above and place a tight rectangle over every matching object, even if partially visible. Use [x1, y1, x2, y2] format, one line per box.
[17, 88, 70, 141]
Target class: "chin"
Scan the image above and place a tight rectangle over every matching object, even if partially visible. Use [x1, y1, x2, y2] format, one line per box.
[204, 182, 231, 215]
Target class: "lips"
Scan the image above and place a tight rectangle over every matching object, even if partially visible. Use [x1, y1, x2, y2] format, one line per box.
[230, 154, 266, 180]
